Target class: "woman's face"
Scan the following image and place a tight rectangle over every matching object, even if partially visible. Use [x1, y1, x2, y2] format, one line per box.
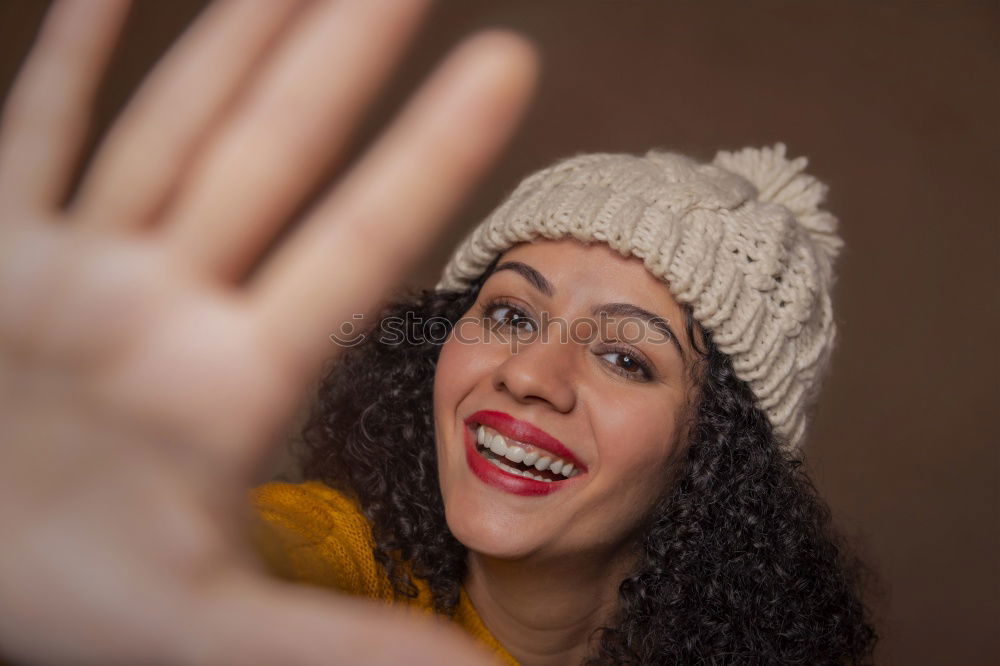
[433, 238, 700, 562]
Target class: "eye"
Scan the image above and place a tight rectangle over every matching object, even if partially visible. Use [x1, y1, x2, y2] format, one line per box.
[481, 297, 536, 333]
[598, 347, 653, 381]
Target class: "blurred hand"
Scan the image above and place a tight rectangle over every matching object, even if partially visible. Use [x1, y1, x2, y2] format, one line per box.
[0, 1, 537, 663]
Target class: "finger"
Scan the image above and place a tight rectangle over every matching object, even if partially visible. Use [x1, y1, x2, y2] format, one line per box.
[160, 0, 431, 282]
[71, 0, 306, 230]
[251, 31, 539, 378]
[190, 576, 499, 666]
[0, 0, 130, 214]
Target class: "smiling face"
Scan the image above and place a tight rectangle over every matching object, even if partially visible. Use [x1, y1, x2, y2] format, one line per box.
[433, 238, 702, 563]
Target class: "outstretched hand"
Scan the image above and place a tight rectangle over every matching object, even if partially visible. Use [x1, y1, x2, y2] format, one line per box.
[0, 1, 537, 663]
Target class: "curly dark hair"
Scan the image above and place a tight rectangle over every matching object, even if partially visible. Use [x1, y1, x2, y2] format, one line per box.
[300, 264, 878, 664]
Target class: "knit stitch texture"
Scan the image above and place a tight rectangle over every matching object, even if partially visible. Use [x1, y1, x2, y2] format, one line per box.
[437, 143, 841, 452]
[251, 481, 518, 665]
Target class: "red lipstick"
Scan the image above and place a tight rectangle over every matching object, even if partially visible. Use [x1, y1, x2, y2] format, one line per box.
[464, 426, 561, 496]
[466, 410, 587, 472]
[462, 410, 587, 497]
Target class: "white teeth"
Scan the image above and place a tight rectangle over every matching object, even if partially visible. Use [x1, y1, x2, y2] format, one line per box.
[488, 457, 550, 482]
[475, 426, 581, 480]
[505, 446, 526, 464]
[489, 434, 507, 456]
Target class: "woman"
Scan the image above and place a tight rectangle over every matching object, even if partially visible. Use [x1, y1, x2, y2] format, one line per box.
[254, 148, 877, 664]
[0, 1, 875, 664]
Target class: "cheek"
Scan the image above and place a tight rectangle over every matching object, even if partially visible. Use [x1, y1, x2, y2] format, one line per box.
[434, 333, 481, 414]
[434, 326, 506, 409]
[433, 336, 460, 413]
[561, 399, 683, 554]
[594, 400, 681, 495]
[433, 338, 464, 476]
[433, 332, 500, 466]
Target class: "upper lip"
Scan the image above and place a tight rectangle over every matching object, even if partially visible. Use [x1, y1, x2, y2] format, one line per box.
[464, 410, 587, 472]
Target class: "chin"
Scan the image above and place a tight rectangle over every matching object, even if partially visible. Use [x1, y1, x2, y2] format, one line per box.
[441, 482, 545, 560]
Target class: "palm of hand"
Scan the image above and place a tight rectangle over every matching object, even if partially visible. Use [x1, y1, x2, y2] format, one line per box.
[1, 223, 304, 461]
[0, 1, 537, 663]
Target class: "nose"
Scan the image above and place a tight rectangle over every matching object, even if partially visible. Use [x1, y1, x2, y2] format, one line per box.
[491, 333, 577, 413]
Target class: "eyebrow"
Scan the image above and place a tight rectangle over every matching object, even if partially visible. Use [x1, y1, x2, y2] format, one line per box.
[489, 261, 687, 366]
[492, 261, 554, 297]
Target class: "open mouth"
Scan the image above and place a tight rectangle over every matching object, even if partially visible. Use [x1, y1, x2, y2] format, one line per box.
[470, 423, 581, 483]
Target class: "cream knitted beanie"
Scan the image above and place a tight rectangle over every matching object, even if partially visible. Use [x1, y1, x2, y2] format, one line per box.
[436, 143, 842, 453]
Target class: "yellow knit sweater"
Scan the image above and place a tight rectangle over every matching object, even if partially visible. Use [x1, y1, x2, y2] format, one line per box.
[251, 481, 518, 665]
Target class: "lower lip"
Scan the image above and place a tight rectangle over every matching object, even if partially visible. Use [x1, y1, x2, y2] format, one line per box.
[464, 426, 564, 496]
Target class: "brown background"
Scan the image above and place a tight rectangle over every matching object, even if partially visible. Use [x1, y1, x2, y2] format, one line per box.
[1, 1, 997, 664]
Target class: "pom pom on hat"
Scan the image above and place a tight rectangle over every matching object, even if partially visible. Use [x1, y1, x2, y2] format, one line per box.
[714, 143, 843, 269]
